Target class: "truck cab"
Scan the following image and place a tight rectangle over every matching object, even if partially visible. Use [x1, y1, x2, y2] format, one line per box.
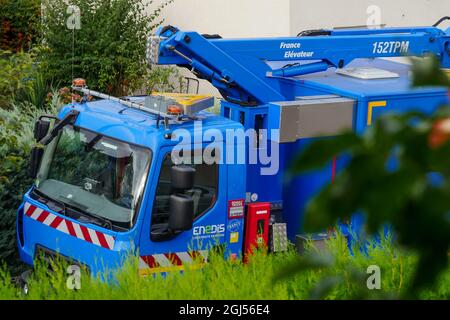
[17, 97, 246, 276]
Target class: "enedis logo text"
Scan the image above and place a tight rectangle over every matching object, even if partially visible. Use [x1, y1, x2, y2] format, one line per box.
[193, 224, 225, 236]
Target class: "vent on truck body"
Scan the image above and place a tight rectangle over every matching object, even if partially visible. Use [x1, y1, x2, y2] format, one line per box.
[268, 95, 355, 143]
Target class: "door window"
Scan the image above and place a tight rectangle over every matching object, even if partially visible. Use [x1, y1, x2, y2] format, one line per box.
[151, 153, 218, 229]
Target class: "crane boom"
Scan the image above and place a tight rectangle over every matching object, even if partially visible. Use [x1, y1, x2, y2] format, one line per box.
[149, 25, 450, 105]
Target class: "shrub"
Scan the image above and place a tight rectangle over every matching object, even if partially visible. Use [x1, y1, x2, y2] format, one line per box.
[0, 50, 36, 109]
[0, 0, 41, 52]
[40, 0, 173, 96]
[0, 99, 58, 274]
[145, 66, 184, 93]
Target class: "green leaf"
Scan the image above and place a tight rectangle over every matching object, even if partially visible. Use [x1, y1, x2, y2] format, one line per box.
[308, 276, 343, 300]
[290, 133, 361, 174]
[303, 185, 337, 232]
[411, 55, 450, 88]
[273, 252, 334, 283]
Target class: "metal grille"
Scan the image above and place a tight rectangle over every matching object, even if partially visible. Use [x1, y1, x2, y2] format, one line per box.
[270, 223, 288, 252]
[147, 36, 163, 65]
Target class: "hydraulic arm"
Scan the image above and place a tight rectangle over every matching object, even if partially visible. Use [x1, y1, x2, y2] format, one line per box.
[149, 25, 450, 105]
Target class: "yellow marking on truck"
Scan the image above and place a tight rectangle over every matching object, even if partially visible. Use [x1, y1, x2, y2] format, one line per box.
[367, 101, 387, 126]
[151, 92, 213, 106]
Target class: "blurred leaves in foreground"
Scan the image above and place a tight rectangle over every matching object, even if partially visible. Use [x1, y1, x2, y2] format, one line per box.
[285, 55, 450, 298]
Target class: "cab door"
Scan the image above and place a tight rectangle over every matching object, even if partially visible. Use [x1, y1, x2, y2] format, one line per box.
[138, 144, 228, 275]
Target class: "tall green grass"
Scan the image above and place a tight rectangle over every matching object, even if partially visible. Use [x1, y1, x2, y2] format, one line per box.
[0, 236, 448, 300]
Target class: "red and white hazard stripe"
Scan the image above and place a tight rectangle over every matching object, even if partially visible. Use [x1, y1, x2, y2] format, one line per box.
[139, 250, 209, 274]
[24, 202, 116, 250]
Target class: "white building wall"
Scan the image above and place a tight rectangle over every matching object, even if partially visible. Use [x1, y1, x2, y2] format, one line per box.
[151, 0, 291, 37]
[290, 0, 450, 35]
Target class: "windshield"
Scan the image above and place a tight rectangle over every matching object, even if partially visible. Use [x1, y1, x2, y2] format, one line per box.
[35, 125, 151, 230]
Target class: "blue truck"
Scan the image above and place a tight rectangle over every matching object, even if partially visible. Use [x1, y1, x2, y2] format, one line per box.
[17, 22, 450, 277]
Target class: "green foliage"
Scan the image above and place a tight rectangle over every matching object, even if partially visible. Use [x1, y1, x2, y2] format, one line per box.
[290, 56, 450, 297]
[0, 0, 41, 52]
[0, 99, 58, 274]
[26, 73, 57, 110]
[0, 236, 448, 300]
[146, 66, 184, 93]
[40, 0, 173, 96]
[275, 234, 412, 299]
[0, 50, 36, 108]
[411, 55, 450, 88]
[0, 48, 61, 110]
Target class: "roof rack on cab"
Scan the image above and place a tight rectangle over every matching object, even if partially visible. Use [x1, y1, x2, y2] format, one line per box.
[71, 78, 215, 128]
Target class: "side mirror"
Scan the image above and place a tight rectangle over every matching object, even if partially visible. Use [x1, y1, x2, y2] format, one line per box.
[168, 194, 194, 232]
[171, 165, 196, 190]
[29, 147, 44, 178]
[151, 165, 196, 241]
[34, 119, 51, 142]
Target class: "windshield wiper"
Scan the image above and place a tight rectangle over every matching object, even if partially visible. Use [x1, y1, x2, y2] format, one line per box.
[32, 188, 67, 216]
[40, 110, 80, 145]
[32, 188, 114, 231]
[62, 198, 114, 231]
